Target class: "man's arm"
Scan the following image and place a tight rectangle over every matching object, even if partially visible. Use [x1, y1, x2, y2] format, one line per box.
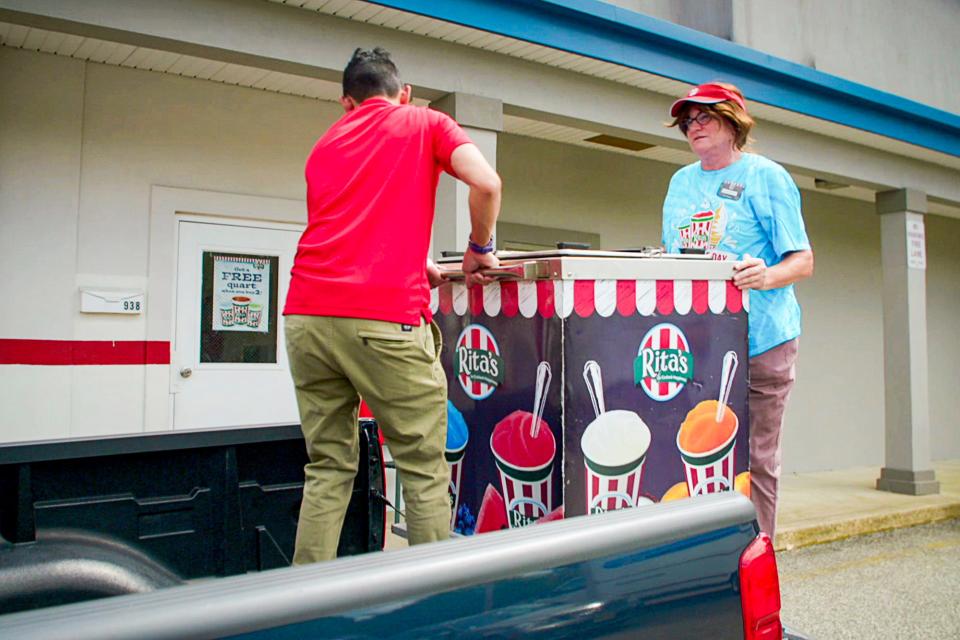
[450, 144, 502, 286]
[426, 258, 447, 288]
[732, 250, 814, 291]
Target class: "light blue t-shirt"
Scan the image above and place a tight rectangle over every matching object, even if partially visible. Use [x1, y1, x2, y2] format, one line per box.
[661, 153, 811, 357]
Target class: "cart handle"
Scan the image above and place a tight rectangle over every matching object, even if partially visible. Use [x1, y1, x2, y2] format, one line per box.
[440, 261, 547, 282]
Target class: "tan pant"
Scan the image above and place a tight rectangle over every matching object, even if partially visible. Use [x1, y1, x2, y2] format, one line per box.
[285, 315, 450, 565]
[748, 338, 799, 539]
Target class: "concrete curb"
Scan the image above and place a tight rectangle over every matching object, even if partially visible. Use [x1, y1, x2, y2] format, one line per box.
[774, 502, 960, 552]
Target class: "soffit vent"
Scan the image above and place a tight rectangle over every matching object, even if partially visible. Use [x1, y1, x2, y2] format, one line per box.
[584, 134, 654, 152]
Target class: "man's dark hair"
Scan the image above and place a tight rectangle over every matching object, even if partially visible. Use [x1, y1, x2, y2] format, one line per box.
[342, 47, 403, 103]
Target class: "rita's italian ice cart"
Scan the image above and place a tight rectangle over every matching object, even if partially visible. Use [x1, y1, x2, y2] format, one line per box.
[434, 250, 750, 534]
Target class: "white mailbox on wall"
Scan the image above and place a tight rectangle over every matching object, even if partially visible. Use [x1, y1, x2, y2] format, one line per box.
[80, 289, 145, 314]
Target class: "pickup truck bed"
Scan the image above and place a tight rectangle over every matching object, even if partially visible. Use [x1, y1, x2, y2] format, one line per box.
[0, 424, 384, 613]
[1, 493, 760, 639]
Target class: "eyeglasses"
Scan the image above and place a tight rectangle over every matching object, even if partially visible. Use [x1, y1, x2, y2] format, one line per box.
[679, 112, 713, 133]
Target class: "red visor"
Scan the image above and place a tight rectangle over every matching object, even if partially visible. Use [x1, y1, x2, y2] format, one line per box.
[670, 83, 747, 117]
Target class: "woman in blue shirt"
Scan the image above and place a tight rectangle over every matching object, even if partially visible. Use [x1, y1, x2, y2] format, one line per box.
[661, 83, 814, 538]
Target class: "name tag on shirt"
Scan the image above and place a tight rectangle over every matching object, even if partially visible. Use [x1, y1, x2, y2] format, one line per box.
[717, 181, 745, 201]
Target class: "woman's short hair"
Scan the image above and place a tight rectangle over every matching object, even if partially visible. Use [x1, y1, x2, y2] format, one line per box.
[669, 83, 755, 150]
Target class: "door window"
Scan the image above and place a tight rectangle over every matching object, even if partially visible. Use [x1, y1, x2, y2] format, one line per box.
[200, 252, 279, 364]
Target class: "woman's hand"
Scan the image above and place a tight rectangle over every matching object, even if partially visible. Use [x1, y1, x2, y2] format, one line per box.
[732, 254, 768, 290]
[733, 250, 814, 291]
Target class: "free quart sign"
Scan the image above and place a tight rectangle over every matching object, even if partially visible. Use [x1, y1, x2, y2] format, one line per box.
[212, 255, 271, 333]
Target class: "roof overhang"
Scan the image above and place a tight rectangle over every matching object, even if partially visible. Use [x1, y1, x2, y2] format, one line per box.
[365, 0, 960, 159]
[1, 0, 957, 215]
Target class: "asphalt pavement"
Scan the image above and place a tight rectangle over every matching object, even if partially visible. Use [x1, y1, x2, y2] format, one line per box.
[778, 518, 960, 639]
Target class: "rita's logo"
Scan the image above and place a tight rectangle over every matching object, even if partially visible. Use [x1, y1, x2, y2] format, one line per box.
[634, 323, 694, 402]
[454, 324, 504, 400]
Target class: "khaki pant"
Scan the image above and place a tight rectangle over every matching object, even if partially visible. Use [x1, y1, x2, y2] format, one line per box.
[285, 315, 450, 564]
[748, 338, 799, 539]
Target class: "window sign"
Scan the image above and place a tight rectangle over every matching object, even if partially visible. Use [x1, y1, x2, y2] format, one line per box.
[212, 255, 271, 333]
[200, 252, 279, 364]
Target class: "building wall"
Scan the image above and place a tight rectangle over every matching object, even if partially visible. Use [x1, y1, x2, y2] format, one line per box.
[0, 47, 332, 440]
[926, 214, 960, 458]
[786, 191, 884, 470]
[497, 134, 675, 247]
[609, 0, 960, 115]
[733, 0, 960, 115]
[0, 49, 84, 440]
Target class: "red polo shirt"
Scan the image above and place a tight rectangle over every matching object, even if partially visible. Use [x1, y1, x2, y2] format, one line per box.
[284, 98, 472, 324]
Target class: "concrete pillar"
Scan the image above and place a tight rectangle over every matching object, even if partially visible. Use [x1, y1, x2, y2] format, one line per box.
[875, 188, 939, 495]
[429, 92, 502, 257]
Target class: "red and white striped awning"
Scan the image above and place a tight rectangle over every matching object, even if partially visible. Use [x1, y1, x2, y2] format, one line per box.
[431, 279, 748, 318]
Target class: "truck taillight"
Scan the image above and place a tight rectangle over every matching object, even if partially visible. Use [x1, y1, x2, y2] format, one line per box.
[739, 532, 782, 640]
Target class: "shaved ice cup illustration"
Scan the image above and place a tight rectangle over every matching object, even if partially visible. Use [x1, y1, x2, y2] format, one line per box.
[677, 223, 692, 247]
[445, 401, 469, 528]
[490, 362, 555, 529]
[690, 211, 715, 249]
[677, 351, 740, 496]
[247, 303, 263, 328]
[232, 296, 251, 325]
[580, 360, 652, 514]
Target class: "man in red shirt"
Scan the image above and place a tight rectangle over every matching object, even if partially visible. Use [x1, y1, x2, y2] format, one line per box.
[284, 48, 501, 564]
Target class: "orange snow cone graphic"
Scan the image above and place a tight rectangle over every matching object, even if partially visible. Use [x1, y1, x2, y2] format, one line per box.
[678, 400, 737, 453]
[676, 351, 740, 496]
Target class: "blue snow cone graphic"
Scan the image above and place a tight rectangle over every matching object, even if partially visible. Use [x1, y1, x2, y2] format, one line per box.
[446, 401, 469, 452]
[446, 401, 472, 534]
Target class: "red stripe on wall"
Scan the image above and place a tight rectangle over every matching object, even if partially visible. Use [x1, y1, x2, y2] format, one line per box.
[0, 339, 171, 365]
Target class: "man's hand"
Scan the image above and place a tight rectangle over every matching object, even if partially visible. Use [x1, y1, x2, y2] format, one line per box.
[426, 258, 448, 289]
[462, 249, 499, 288]
[732, 254, 767, 290]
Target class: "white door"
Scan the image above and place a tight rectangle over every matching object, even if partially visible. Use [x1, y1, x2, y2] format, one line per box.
[172, 219, 302, 429]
